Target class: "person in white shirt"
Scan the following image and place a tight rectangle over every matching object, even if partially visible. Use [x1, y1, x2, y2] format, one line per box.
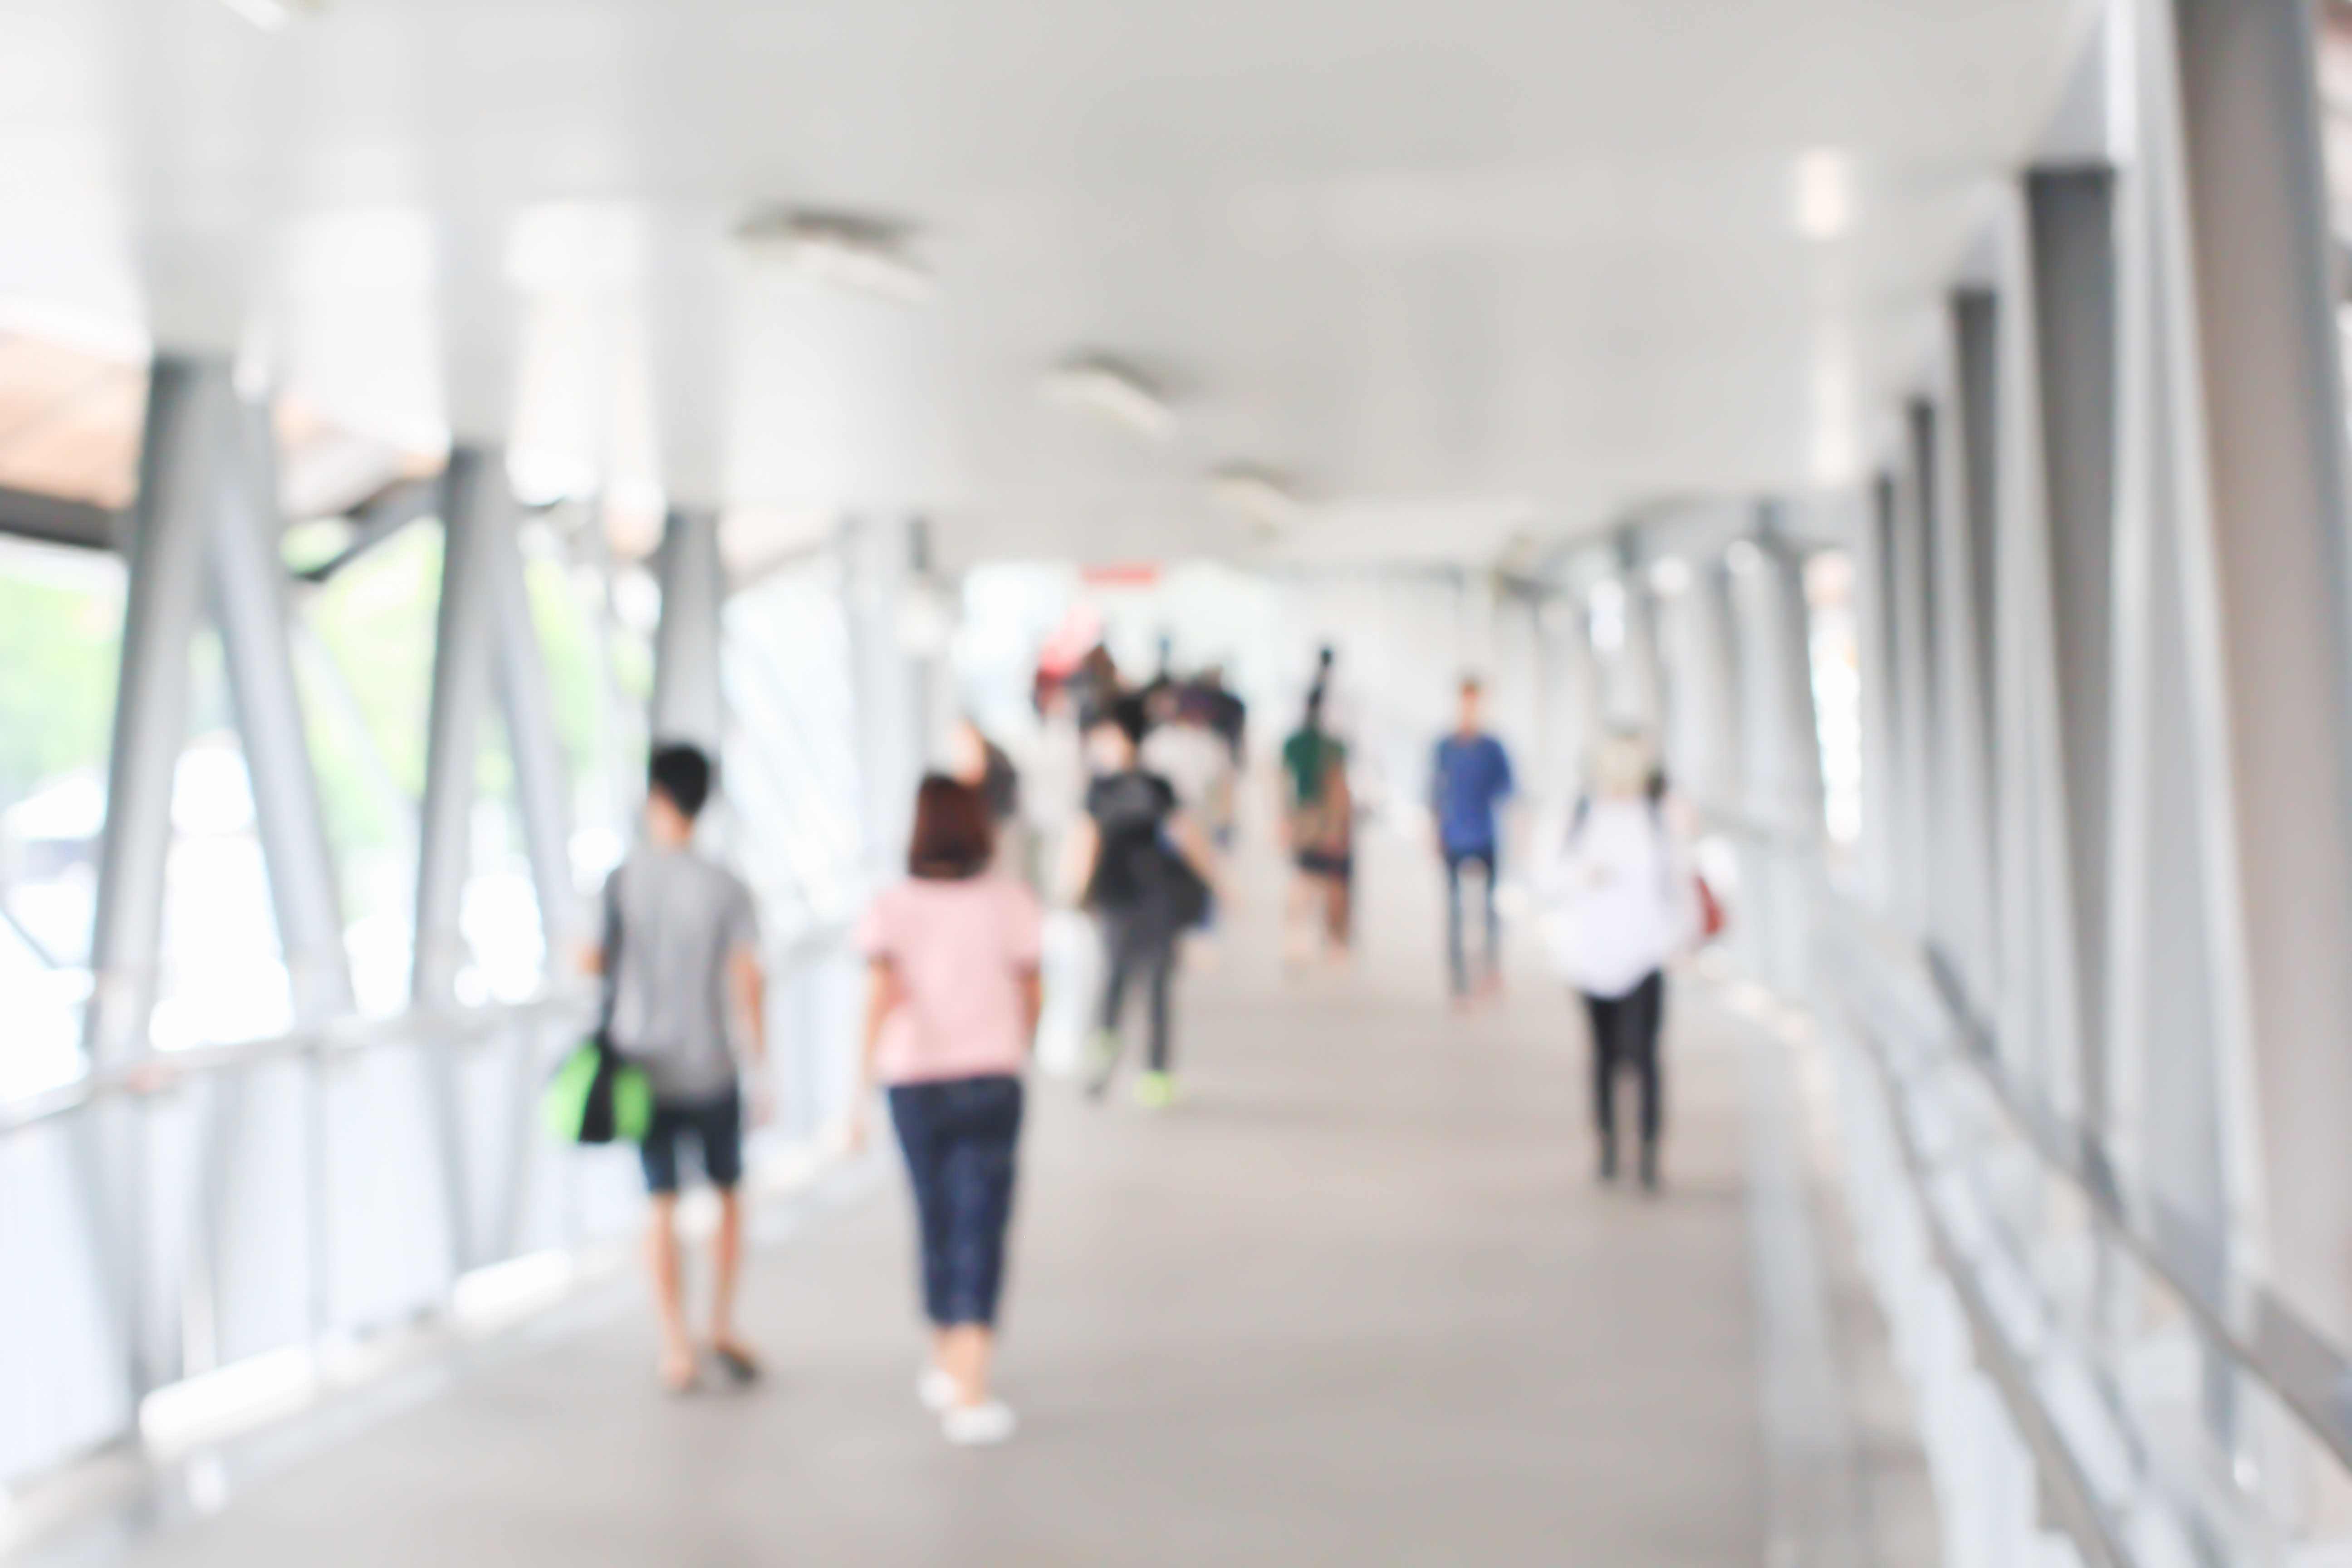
[1543, 731, 1695, 1192]
[1141, 686, 1235, 846]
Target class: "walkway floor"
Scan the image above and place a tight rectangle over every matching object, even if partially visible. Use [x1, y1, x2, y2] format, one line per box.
[116, 833, 1770, 1566]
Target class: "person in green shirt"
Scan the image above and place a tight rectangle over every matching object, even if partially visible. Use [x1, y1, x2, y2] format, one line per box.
[1279, 690, 1354, 965]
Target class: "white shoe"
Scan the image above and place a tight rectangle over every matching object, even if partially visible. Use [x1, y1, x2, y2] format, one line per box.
[941, 1400, 1017, 1446]
[917, 1367, 958, 1412]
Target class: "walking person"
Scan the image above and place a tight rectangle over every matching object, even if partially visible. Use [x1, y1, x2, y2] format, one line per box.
[1543, 732, 1695, 1192]
[586, 743, 769, 1394]
[1279, 691, 1354, 964]
[1063, 694, 1215, 1107]
[1198, 664, 1248, 771]
[1142, 684, 1236, 850]
[852, 775, 1044, 1445]
[1431, 676, 1516, 1004]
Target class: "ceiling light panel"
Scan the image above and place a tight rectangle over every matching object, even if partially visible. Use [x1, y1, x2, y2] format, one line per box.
[1041, 356, 1176, 441]
[734, 208, 935, 306]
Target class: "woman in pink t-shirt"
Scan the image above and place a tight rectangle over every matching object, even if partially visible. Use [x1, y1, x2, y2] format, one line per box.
[854, 774, 1044, 1446]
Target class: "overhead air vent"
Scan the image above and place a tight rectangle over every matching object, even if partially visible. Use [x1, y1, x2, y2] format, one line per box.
[1041, 354, 1176, 442]
[216, 0, 327, 30]
[1205, 465, 1303, 537]
[732, 207, 935, 305]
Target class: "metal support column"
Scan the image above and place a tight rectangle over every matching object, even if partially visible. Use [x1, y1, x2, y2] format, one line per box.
[1685, 555, 1746, 818]
[1950, 288, 2004, 999]
[1612, 535, 1665, 735]
[650, 505, 727, 754]
[410, 445, 508, 1278]
[412, 446, 505, 1007]
[1741, 513, 1825, 839]
[1863, 472, 1906, 915]
[2026, 166, 2121, 1134]
[1895, 401, 1943, 942]
[83, 353, 238, 1403]
[2166, 0, 2352, 1337]
[212, 394, 354, 1023]
[86, 356, 234, 1068]
[1734, 514, 1826, 995]
[488, 514, 578, 956]
[1542, 596, 1602, 801]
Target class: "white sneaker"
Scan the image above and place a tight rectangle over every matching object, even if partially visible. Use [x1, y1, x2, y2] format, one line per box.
[917, 1367, 958, 1412]
[941, 1400, 1017, 1446]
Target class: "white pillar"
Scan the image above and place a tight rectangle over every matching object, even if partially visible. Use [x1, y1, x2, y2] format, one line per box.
[650, 505, 728, 754]
[843, 515, 926, 884]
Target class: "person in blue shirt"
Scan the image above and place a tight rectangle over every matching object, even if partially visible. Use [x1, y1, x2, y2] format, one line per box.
[1431, 677, 1516, 1002]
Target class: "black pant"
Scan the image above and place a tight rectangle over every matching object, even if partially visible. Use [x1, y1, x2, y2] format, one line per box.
[1584, 970, 1665, 1147]
[1100, 905, 1178, 1073]
[889, 1076, 1024, 1328]
[1444, 848, 1499, 995]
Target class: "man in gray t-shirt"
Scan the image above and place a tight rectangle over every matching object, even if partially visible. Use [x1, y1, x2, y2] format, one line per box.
[607, 847, 760, 1102]
[586, 743, 768, 1393]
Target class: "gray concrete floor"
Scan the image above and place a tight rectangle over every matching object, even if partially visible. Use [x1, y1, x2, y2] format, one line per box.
[114, 833, 1774, 1567]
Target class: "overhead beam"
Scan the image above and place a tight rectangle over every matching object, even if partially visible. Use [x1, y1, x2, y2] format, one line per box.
[0, 484, 116, 552]
[292, 475, 440, 583]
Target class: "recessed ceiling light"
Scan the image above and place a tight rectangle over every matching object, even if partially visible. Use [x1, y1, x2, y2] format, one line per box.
[734, 207, 934, 305]
[1793, 148, 1852, 242]
[1206, 465, 1303, 536]
[1041, 355, 1176, 441]
[216, 0, 324, 30]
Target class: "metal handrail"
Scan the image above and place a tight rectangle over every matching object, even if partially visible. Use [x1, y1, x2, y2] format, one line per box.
[1841, 1003, 2133, 1568]
[0, 919, 859, 1142]
[0, 987, 594, 1139]
[1911, 945, 2352, 1479]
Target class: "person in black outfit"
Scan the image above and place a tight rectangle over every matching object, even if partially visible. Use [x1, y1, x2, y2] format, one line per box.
[1062, 695, 1217, 1107]
[1199, 664, 1248, 765]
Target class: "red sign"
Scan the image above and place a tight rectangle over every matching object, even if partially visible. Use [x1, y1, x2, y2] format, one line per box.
[1080, 562, 1160, 588]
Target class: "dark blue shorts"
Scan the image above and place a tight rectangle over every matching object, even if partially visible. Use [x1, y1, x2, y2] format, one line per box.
[640, 1089, 745, 1194]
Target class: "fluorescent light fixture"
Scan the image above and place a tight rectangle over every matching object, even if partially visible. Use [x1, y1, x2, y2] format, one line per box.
[1793, 147, 1852, 241]
[1041, 355, 1176, 441]
[215, 0, 325, 30]
[1206, 465, 1304, 536]
[733, 207, 934, 305]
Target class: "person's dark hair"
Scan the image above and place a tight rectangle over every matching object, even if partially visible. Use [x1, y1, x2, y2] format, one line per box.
[1094, 692, 1150, 747]
[648, 743, 715, 819]
[908, 774, 995, 880]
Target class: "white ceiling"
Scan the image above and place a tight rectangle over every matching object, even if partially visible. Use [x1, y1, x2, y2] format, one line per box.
[0, 0, 2096, 568]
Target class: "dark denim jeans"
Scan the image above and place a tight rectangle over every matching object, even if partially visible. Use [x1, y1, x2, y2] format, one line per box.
[888, 1075, 1024, 1327]
[1444, 846, 1500, 995]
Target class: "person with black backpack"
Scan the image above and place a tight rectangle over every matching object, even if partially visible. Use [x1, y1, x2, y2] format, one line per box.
[1061, 694, 1216, 1108]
